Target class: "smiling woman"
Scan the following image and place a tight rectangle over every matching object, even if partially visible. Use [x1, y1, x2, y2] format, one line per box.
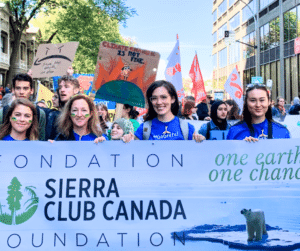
[227, 84, 290, 141]
[54, 94, 107, 142]
[126, 80, 205, 142]
[0, 99, 39, 141]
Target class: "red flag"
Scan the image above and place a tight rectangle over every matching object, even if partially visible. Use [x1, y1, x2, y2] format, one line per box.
[189, 54, 206, 103]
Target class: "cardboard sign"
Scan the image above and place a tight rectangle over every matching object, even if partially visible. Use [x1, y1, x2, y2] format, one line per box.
[31, 42, 79, 78]
[93, 42, 160, 95]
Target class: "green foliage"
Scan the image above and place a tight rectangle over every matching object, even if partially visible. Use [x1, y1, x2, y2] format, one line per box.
[31, 0, 136, 73]
[6, 177, 23, 212]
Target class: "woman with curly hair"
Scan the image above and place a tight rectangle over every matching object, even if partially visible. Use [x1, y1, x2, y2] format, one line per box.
[0, 98, 38, 141]
[54, 94, 107, 142]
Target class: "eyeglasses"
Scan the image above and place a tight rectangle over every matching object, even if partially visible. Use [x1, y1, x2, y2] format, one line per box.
[149, 95, 170, 103]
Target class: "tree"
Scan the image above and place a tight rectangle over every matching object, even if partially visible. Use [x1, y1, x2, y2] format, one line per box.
[3, 0, 59, 86]
[24, 186, 38, 211]
[31, 0, 136, 73]
[3, 0, 136, 84]
[6, 177, 23, 225]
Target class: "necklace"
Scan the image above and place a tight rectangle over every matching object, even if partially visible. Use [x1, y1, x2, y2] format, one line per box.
[162, 125, 171, 135]
[258, 129, 268, 139]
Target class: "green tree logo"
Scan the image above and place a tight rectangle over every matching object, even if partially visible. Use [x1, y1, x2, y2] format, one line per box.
[0, 177, 39, 225]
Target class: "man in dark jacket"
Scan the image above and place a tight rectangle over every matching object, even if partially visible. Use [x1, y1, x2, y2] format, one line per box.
[196, 95, 212, 120]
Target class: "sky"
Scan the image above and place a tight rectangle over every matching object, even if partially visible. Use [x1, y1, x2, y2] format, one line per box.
[119, 0, 213, 81]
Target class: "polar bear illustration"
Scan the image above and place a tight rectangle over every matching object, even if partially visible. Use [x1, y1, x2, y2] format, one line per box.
[241, 209, 267, 241]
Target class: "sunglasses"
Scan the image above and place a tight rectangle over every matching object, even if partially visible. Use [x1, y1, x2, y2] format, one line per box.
[246, 83, 266, 90]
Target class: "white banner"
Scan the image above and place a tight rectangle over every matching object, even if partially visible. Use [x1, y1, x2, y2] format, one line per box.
[0, 141, 299, 250]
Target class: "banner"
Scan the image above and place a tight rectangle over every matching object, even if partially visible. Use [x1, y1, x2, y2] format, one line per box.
[165, 35, 184, 100]
[35, 82, 54, 109]
[224, 68, 243, 115]
[189, 53, 206, 103]
[0, 140, 299, 250]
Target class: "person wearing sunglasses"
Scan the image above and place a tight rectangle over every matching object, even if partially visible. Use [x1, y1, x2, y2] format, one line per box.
[227, 84, 290, 142]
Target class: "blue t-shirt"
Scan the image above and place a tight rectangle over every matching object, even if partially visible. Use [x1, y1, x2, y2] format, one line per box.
[226, 119, 290, 140]
[2, 135, 29, 141]
[135, 117, 195, 140]
[73, 132, 108, 141]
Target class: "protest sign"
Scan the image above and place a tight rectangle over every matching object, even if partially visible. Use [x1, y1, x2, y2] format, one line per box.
[36, 83, 54, 108]
[0, 140, 299, 250]
[93, 41, 160, 105]
[94, 98, 117, 122]
[31, 42, 79, 78]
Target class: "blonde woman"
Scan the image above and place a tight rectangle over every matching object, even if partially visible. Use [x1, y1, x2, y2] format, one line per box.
[0, 99, 38, 141]
[54, 94, 106, 142]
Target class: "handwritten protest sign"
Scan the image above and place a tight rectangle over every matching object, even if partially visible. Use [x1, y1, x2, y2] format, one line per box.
[31, 42, 79, 78]
[93, 41, 160, 98]
[0, 140, 299, 250]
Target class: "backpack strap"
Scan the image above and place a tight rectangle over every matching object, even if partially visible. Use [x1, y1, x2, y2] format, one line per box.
[267, 120, 273, 139]
[179, 118, 189, 140]
[143, 120, 152, 140]
[0, 108, 3, 124]
[206, 122, 211, 140]
[36, 107, 46, 141]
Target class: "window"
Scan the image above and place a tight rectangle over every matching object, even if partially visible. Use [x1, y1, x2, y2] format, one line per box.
[229, 42, 240, 65]
[0, 32, 8, 54]
[260, 0, 276, 10]
[229, 12, 240, 30]
[218, 0, 227, 18]
[213, 32, 217, 44]
[242, 0, 257, 23]
[219, 47, 227, 68]
[260, 23, 270, 51]
[213, 10, 217, 23]
[229, 0, 236, 7]
[284, 7, 297, 43]
[212, 53, 218, 69]
[242, 31, 255, 59]
[218, 23, 227, 40]
[269, 17, 279, 48]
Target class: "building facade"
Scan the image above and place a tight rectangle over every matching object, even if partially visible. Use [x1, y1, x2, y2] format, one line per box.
[212, 0, 300, 102]
[0, 4, 41, 91]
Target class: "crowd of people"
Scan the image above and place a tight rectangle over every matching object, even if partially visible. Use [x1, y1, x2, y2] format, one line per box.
[0, 71, 294, 142]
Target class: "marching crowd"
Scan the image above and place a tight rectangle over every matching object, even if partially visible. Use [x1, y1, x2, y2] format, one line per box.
[0, 71, 292, 143]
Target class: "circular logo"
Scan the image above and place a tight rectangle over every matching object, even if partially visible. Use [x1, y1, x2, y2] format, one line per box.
[0, 177, 39, 225]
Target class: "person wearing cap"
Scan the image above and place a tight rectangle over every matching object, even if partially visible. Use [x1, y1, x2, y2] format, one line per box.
[110, 118, 134, 140]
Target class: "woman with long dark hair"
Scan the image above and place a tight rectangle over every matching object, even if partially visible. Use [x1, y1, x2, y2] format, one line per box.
[129, 80, 204, 141]
[227, 84, 290, 141]
[0, 99, 38, 141]
[199, 101, 229, 140]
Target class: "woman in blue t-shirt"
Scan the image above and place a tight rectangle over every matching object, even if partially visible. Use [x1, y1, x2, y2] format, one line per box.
[0, 99, 39, 141]
[54, 94, 107, 142]
[124, 80, 204, 142]
[227, 84, 290, 141]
